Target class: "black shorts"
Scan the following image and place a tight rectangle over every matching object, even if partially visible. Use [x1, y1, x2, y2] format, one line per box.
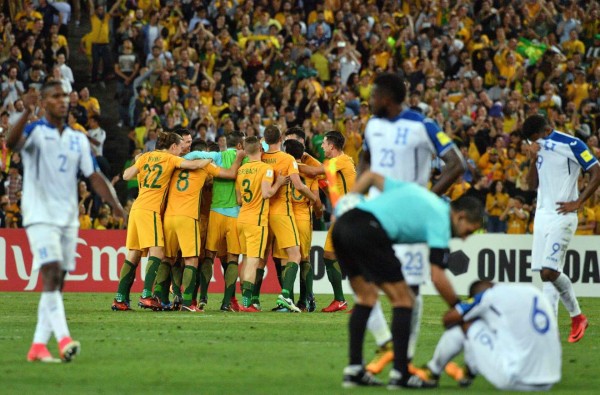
[332, 209, 404, 284]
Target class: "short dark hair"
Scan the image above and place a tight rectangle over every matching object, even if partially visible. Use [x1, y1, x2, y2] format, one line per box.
[283, 139, 304, 159]
[88, 114, 100, 124]
[468, 280, 493, 298]
[522, 115, 548, 140]
[450, 195, 484, 226]
[264, 125, 281, 144]
[226, 131, 245, 148]
[41, 80, 63, 98]
[191, 138, 207, 152]
[285, 126, 305, 141]
[175, 128, 192, 137]
[208, 142, 220, 152]
[244, 136, 262, 155]
[324, 130, 345, 150]
[373, 73, 407, 104]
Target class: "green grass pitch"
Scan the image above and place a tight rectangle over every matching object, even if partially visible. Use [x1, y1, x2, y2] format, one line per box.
[1, 293, 598, 394]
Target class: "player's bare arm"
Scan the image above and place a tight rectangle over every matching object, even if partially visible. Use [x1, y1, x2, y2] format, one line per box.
[123, 163, 139, 181]
[442, 307, 463, 328]
[557, 163, 600, 214]
[262, 171, 288, 199]
[526, 141, 540, 190]
[351, 171, 385, 194]
[290, 173, 317, 203]
[6, 89, 38, 151]
[431, 264, 460, 307]
[356, 149, 371, 176]
[89, 172, 125, 218]
[298, 163, 325, 177]
[431, 146, 466, 196]
[180, 158, 212, 170]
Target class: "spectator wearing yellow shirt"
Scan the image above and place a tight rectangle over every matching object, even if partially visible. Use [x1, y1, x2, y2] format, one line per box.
[478, 148, 505, 181]
[566, 68, 589, 110]
[78, 87, 101, 116]
[88, 0, 120, 86]
[576, 206, 596, 235]
[562, 30, 586, 58]
[446, 175, 472, 201]
[341, 117, 362, 165]
[500, 196, 530, 234]
[79, 204, 92, 230]
[486, 180, 509, 233]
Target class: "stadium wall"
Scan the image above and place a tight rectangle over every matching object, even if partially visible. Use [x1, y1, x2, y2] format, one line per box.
[1, 230, 599, 296]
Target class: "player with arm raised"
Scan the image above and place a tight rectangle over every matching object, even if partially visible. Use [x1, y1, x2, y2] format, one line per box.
[8, 82, 123, 362]
[236, 137, 287, 312]
[111, 131, 211, 311]
[523, 114, 600, 342]
[356, 73, 466, 375]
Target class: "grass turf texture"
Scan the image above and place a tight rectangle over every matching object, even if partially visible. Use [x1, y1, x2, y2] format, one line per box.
[2, 293, 598, 394]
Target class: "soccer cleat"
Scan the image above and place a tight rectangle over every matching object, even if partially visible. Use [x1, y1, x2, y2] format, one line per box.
[252, 302, 262, 311]
[230, 297, 241, 312]
[111, 299, 132, 311]
[296, 300, 307, 312]
[161, 301, 173, 311]
[322, 300, 348, 312]
[239, 305, 260, 313]
[445, 362, 475, 387]
[366, 341, 394, 374]
[568, 314, 589, 343]
[27, 343, 60, 363]
[276, 294, 301, 313]
[138, 296, 162, 310]
[58, 337, 81, 363]
[387, 369, 437, 389]
[172, 295, 183, 311]
[181, 304, 204, 312]
[220, 303, 235, 312]
[198, 298, 207, 311]
[342, 366, 383, 388]
[412, 366, 440, 387]
[307, 295, 316, 312]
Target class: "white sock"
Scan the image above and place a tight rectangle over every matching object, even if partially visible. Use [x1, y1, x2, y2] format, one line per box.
[367, 301, 392, 347]
[542, 282, 559, 317]
[553, 273, 581, 317]
[407, 293, 423, 360]
[33, 295, 52, 344]
[427, 326, 465, 375]
[43, 291, 71, 342]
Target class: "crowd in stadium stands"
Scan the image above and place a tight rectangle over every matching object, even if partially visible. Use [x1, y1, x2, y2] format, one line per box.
[0, 0, 599, 235]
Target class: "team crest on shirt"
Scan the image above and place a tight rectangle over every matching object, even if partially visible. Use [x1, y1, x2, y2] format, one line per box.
[266, 169, 273, 177]
[580, 150, 593, 162]
[436, 132, 451, 145]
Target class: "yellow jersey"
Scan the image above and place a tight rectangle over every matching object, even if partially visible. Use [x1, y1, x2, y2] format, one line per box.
[325, 153, 356, 196]
[292, 163, 319, 222]
[236, 161, 274, 226]
[261, 150, 299, 216]
[165, 163, 221, 219]
[132, 151, 184, 213]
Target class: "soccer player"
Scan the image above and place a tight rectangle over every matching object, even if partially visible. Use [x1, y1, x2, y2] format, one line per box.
[360, 72, 465, 374]
[111, 131, 211, 311]
[236, 136, 287, 312]
[298, 130, 357, 312]
[523, 114, 600, 342]
[188, 131, 246, 311]
[333, 171, 482, 388]
[8, 82, 124, 362]
[417, 281, 561, 390]
[283, 139, 322, 311]
[158, 142, 244, 312]
[259, 125, 318, 312]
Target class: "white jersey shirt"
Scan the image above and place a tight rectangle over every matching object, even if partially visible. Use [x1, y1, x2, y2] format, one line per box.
[457, 284, 561, 385]
[535, 130, 598, 215]
[20, 118, 98, 228]
[364, 109, 454, 197]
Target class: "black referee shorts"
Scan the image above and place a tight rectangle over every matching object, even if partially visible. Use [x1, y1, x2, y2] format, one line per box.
[332, 208, 404, 284]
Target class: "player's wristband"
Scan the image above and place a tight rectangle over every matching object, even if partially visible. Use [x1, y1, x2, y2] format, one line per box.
[430, 248, 450, 268]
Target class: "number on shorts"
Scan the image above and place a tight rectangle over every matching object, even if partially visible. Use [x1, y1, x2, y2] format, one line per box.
[142, 164, 163, 189]
[403, 251, 424, 272]
[530, 296, 550, 334]
[241, 179, 253, 203]
[176, 170, 189, 191]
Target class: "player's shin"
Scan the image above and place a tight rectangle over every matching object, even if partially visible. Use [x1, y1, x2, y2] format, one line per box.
[252, 268, 265, 304]
[349, 304, 373, 365]
[324, 258, 345, 301]
[171, 259, 183, 298]
[427, 326, 465, 375]
[182, 265, 198, 307]
[153, 261, 172, 303]
[222, 261, 239, 304]
[299, 260, 311, 305]
[554, 273, 582, 317]
[391, 307, 412, 377]
[199, 257, 214, 301]
[281, 262, 299, 298]
[408, 292, 423, 360]
[116, 260, 137, 302]
[141, 256, 161, 298]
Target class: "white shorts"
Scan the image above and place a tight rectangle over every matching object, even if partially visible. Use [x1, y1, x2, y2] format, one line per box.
[25, 224, 79, 272]
[531, 211, 577, 272]
[394, 243, 430, 286]
[465, 321, 553, 391]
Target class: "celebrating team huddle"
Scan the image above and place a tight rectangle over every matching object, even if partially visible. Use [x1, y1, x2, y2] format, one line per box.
[110, 123, 351, 314]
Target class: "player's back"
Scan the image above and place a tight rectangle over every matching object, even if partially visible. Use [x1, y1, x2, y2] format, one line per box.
[535, 131, 598, 213]
[132, 150, 183, 213]
[237, 161, 273, 226]
[292, 163, 319, 221]
[365, 109, 453, 195]
[464, 284, 561, 384]
[20, 122, 95, 227]
[211, 149, 239, 209]
[326, 154, 356, 197]
[165, 163, 220, 219]
[261, 150, 298, 215]
[357, 179, 450, 247]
